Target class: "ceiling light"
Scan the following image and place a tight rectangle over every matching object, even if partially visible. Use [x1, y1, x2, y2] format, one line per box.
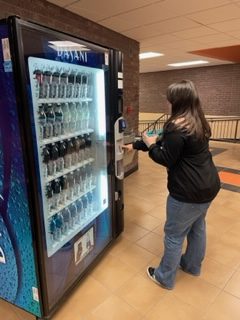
[168, 60, 209, 67]
[139, 52, 164, 60]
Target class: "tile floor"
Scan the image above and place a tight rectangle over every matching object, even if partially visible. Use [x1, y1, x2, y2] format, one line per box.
[1, 140, 240, 320]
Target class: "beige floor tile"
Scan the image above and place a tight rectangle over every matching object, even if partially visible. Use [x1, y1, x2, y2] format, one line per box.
[90, 253, 138, 291]
[203, 291, 240, 320]
[118, 243, 157, 270]
[144, 293, 204, 320]
[108, 235, 133, 257]
[136, 232, 164, 255]
[199, 257, 235, 289]
[122, 220, 150, 242]
[131, 213, 161, 231]
[91, 295, 142, 320]
[116, 274, 167, 315]
[12, 307, 35, 320]
[0, 300, 22, 320]
[52, 276, 110, 319]
[224, 268, 240, 298]
[173, 274, 221, 312]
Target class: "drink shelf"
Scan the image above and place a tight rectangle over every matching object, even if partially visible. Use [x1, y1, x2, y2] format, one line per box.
[37, 97, 93, 104]
[48, 184, 96, 218]
[40, 128, 94, 146]
[47, 206, 106, 258]
[45, 157, 95, 183]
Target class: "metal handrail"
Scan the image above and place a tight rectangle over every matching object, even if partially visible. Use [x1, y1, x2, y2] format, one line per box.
[138, 115, 240, 142]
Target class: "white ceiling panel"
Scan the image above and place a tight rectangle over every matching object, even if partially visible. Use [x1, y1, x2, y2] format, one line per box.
[172, 26, 218, 40]
[187, 4, 240, 24]
[124, 17, 201, 40]
[209, 18, 240, 31]
[46, 0, 240, 72]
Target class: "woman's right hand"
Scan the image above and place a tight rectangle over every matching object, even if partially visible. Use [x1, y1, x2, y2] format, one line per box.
[122, 144, 133, 152]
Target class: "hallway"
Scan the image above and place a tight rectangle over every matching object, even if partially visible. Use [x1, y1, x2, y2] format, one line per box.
[1, 141, 240, 320]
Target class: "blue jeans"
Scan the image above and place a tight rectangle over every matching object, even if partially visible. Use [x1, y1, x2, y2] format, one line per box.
[154, 195, 211, 289]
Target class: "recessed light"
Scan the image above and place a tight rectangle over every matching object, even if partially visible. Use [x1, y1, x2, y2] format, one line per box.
[139, 52, 164, 60]
[168, 60, 209, 67]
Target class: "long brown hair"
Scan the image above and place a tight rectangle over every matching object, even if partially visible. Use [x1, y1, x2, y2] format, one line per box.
[164, 80, 211, 139]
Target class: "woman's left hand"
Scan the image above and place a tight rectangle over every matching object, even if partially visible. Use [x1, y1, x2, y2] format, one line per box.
[142, 131, 158, 148]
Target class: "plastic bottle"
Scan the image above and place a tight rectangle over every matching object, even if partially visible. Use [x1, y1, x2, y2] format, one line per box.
[33, 69, 42, 99]
[54, 103, 63, 137]
[67, 72, 75, 98]
[67, 172, 75, 201]
[59, 72, 67, 99]
[57, 141, 66, 172]
[54, 213, 64, 239]
[64, 139, 73, 169]
[50, 71, 60, 98]
[52, 179, 61, 209]
[40, 70, 51, 99]
[69, 102, 77, 133]
[49, 217, 57, 241]
[60, 175, 68, 205]
[48, 143, 58, 176]
[42, 146, 50, 178]
[62, 103, 71, 135]
[46, 183, 53, 212]
[38, 104, 47, 140]
[45, 104, 55, 138]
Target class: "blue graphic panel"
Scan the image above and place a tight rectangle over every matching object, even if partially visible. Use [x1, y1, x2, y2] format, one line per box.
[0, 24, 41, 317]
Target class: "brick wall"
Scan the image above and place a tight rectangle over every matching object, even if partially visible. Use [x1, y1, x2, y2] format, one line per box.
[140, 64, 240, 116]
[0, 0, 139, 173]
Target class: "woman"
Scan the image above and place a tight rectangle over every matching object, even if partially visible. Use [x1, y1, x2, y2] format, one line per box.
[124, 80, 220, 289]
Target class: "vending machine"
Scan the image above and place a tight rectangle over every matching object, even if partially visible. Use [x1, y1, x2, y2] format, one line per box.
[0, 16, 124, 319]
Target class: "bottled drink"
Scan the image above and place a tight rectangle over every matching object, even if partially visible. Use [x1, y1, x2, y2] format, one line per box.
[75, 198, 83, 223]
[42, 146, 50, 178]
[74, 168, 81, 197]
[80, 166, 87, 192]
[64, 139, 74, 169]
[53, 103, 63, 137]
[52, 179, 61, 209]
[74, 73, 82, 98]
[82, 102, 90, 130]
[62, 207, 71, 233]
[69, 202, 77, 227]
[45, 104, 55, 138]
[82, 195, 88, 219]
[54, 213, 64, 239]
[85, 163, 93, 189]
[66, 72, 75, 98]
[81, 74, 88, 99]
[48, 143, 58, 176]
[69, 102, 77, 133]
[87, 74, 93, 99]
[49, 217, 57, 241]
[84, 133, 92, 159]
[72, 137, 79, 166]
[67, 172, 75, 201]
[40, 70, 51, 99]
[38, 105, 47, 140]
[87, 191, 94, 213]
[78, 136, 86, 163]
[33, 69, 42, 99]
[59, 72, 67, 99]
[46, 183, 53, 212]
[60, 175, 68, 205]
[62, 103, 71, 135]
[49, 71, 60, 98]
[57, 141, 66, 172]
[75, 102, 82, 131]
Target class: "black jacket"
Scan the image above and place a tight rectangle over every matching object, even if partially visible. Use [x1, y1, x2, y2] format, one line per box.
[133, 128, 220, 203]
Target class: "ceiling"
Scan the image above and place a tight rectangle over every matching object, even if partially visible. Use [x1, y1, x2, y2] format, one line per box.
[47, 0, 240, 73]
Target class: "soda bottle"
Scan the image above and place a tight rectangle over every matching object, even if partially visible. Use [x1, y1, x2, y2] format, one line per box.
[84, 133, 92, 160]
[45, 104, 55, 138]
[49, 217, 57, 241]
[62, 103, 71, 135]
[69, 102, 77, 133]
[38, 105, 47, 140]
[42, 146, 50, 178]
[64, 139, 73, 169]
[69, 202, 77, 227]
[81, 74, 88, 99]
[33, 69, 42, 99]
[53, 103, 63, 137]
[66, 72, 75, 98]
[74, 72, 82, 98]
[40, 70, 51, 99]
[54, 213, 64, 240]
[46, 183, 53, 212]
[75, 198, 83, 223]
[52, 179, 61, 209]
[62, 207, 71, 233]
[67, 172, 75, 201]
[74, 168, 81, 196]
[60, 175, 68, 205]
[59, 72, 68, 99]
[57, 141, 66, 172]
[48, 143, 58, 176]
[49, 71, 60, 98]
[78, 136, 86, 163]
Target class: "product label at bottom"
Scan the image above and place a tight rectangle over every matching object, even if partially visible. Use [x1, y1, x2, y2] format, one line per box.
[74, 227, 94, 265]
